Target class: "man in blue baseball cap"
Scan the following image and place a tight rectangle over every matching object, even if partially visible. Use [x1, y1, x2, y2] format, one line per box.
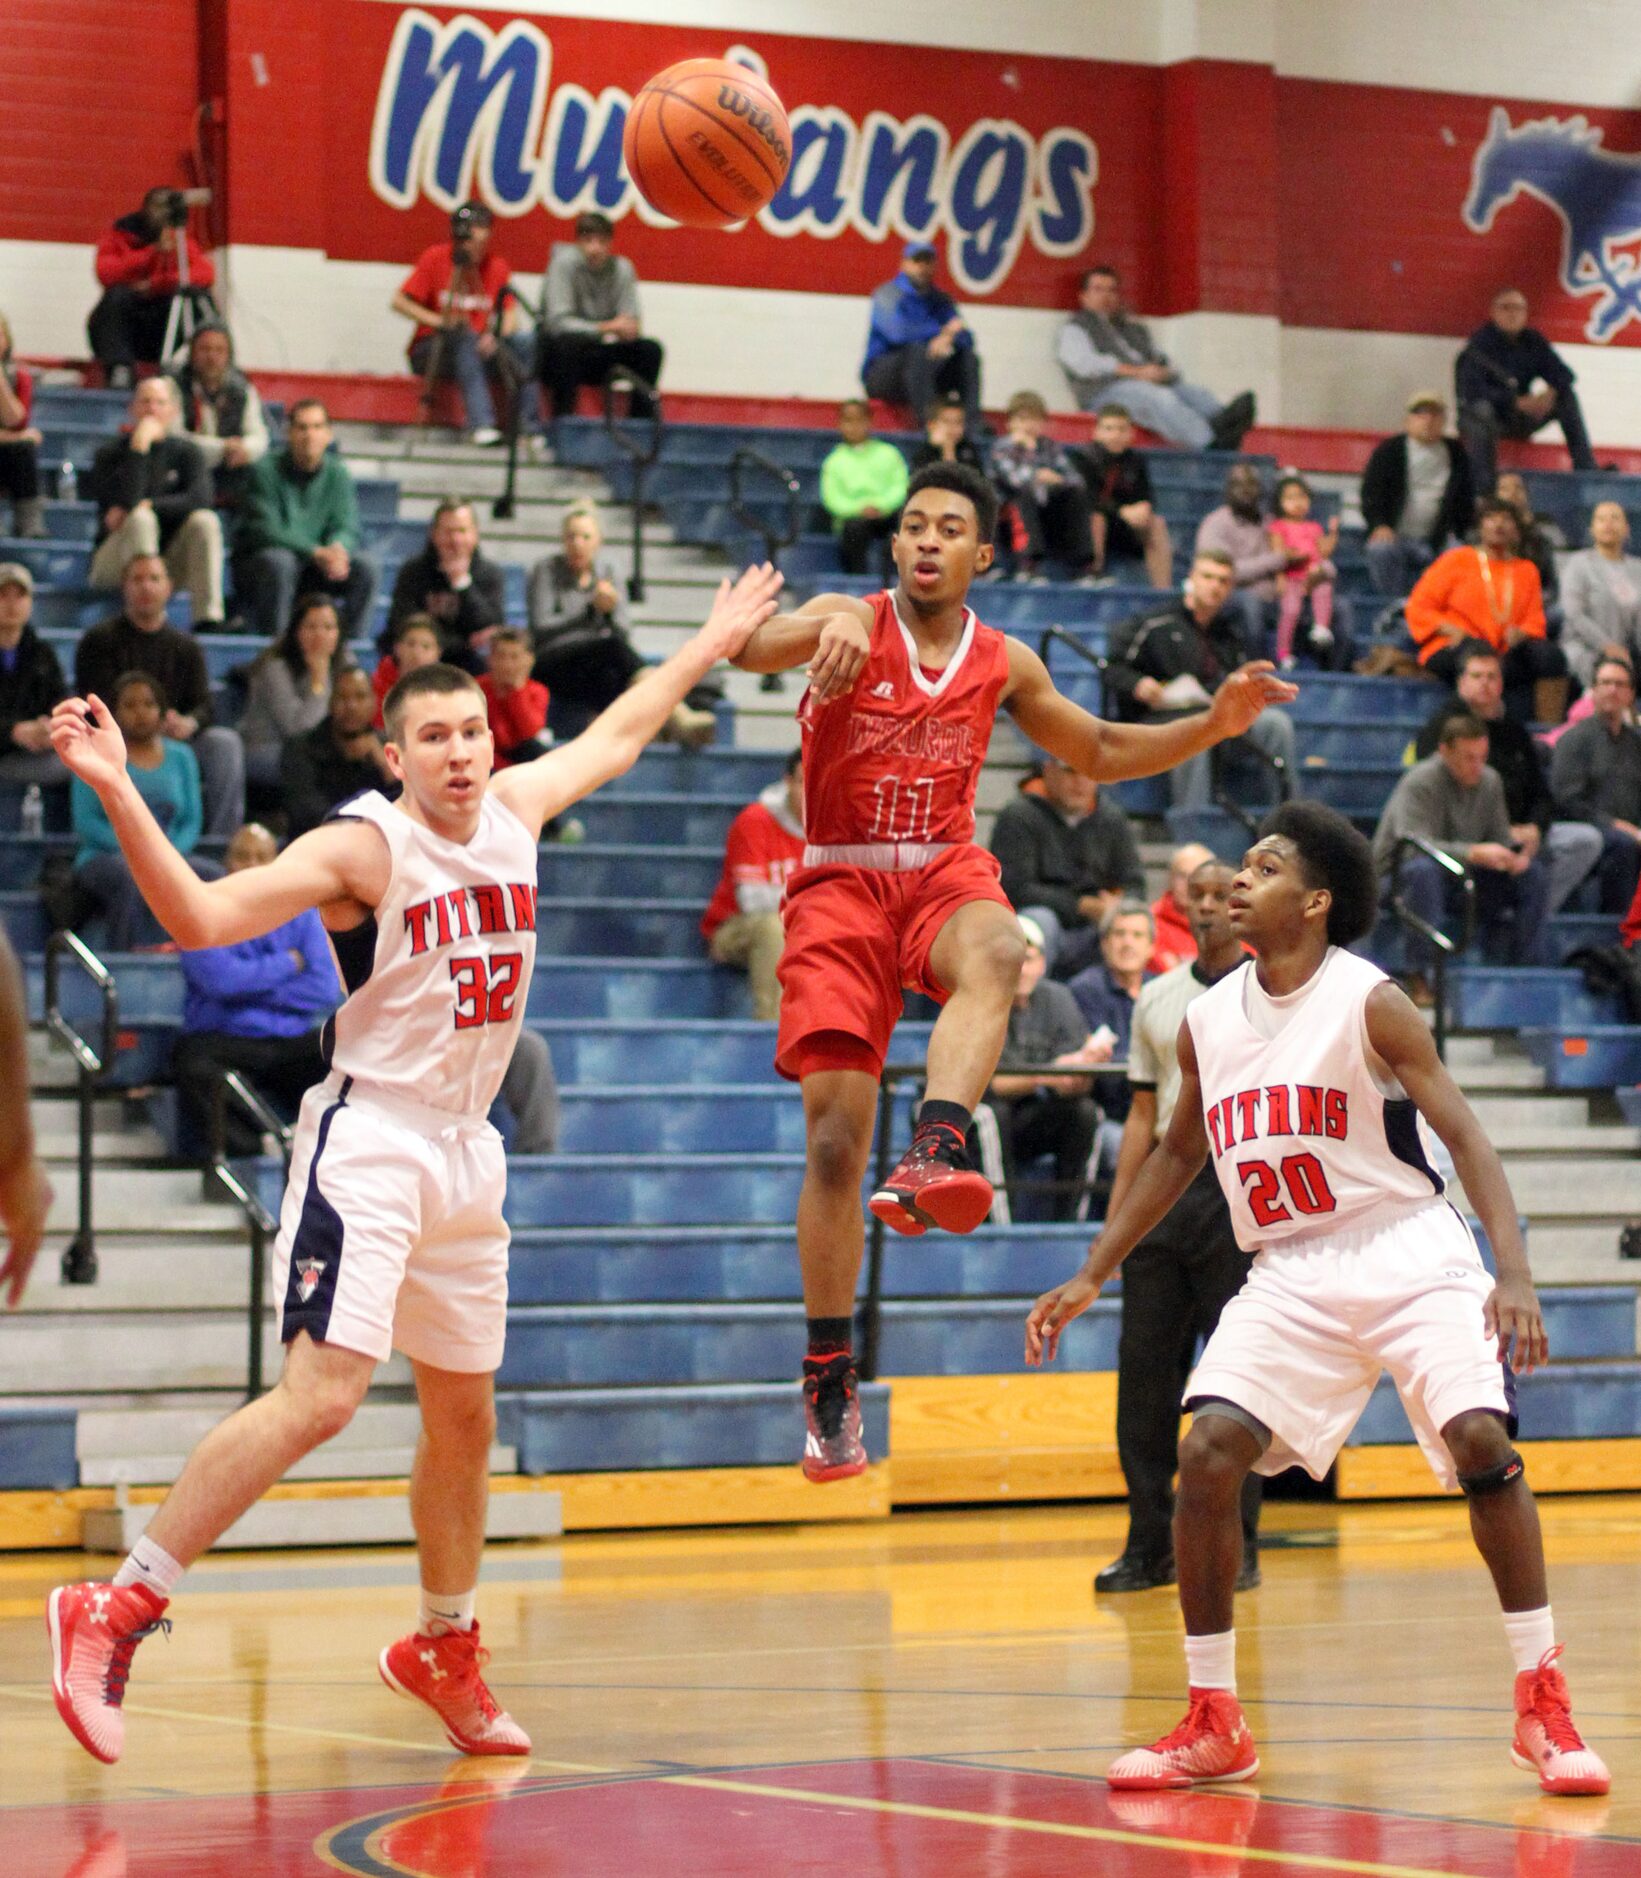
[861, 239, 984, 439]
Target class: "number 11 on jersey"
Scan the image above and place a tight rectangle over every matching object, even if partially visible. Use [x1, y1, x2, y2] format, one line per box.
[870, 774, 936, 842]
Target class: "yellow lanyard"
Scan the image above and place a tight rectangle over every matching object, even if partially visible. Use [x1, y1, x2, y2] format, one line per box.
[1475, 549, 1516, 628]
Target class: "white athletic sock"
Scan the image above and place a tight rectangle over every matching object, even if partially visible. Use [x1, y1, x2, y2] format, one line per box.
[1184, 1630, 1237, 1693]
[420, 1587, 477, 1635]
[113, 1534, 184, 1599]
[1502, 1605, 1556, 1675]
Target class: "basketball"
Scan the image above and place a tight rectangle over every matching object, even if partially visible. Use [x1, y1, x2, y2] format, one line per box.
[623, 58, 791, 228]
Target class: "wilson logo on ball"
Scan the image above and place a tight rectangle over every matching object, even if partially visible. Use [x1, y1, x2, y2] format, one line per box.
[716, 85, 790, 169]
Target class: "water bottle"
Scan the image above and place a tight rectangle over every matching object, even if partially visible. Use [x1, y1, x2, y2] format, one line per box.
[20, 785, 43, 839]
[59, 460, 77, 503]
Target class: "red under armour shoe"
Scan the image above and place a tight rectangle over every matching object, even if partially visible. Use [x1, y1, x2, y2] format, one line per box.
[801, 1352, 868, 1481]
[868, 1123, 992, 1236]
[1106, 1687, 1260, 1790]
[1512, 1646, 1610, 1795]
[380, 1623, 531, 1756]
[47, 1579, 171, 1764]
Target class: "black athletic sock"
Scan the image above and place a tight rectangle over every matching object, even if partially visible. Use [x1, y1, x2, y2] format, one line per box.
[917, 1099, 972, 1136]
[806, 1316, 854, 1360]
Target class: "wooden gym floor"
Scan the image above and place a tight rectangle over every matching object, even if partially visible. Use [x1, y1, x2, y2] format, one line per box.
[4, 1495, 1641, 1876]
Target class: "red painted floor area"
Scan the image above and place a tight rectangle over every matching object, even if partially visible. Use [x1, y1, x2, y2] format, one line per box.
[7, 1759, 1631, 1878]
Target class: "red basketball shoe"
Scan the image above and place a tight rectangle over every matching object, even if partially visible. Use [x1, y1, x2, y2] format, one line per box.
[1107, 1687, 1260, 1789]
[801, 1352, 867, 1481]
[1512, 1647, 1610, 1795]
[379, 1623, 531, 1756]
[868, 1123, 992, 1236]
[47, 1580, 170, 1764]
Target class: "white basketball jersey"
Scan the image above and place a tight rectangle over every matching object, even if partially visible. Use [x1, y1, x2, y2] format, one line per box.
[1185, 947, 1444, 1251]
[322, 791, 538, 1117]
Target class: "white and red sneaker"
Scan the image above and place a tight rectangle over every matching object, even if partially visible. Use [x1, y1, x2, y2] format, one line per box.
[869, 1123, 992, 1237]
[47, 1580, 170, 1764]
[1107, 1687, 1260, 1790]
[1511, 1647, 1610, 1795]
[380, 1623, 531, 1756]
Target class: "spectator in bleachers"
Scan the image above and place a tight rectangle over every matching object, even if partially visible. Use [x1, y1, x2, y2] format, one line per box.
[1195, 463, 1353, 672]
[1406, 498, 1568, 723]
[70, 671, 221, 948]
[1360, 392, 1477, 597]
[1267, 474, 1339, 671]
[87, 188, 216, 388]
[1066, 898, 1155, 1196]
[540, 211, 663, 430]
[1492, 471, 1564, 602]
[386, 498, 505, 673]
[238, 595, 354, 794]
[479, 628, 551, 766]
[1149, 841, 1217, 973]
[908, 398, 983, 476]
[1055, 265, 1254, 451]
[76, 553, 244, 837]
[1105, 548, 1295, 809]
[984, 915, 1102, 1221]
[1550, 657, 1641, 914]
[1069, 405, 1172, 588]
[0, 313, 46, 538]
[1414, 645, 1601, 914]
[370, 613, 443, 728]
[819, 400, 908, 578]
[1560, 501, 1641, 689]
[235, 398, 376, 644]
[990, 755, 1145, 978]
[392, 202, 533, 446]
[861, 241, 982, 436]
[169, 321, 268, 517]
[701, 749, 805, 1022]
[0, 563, 66, 787]
[86, 377, 224, 625]
[1374, 712, 1550, 998]
[527, 503, 714, 746]
[172, 821, 337, 1154]
[280, 666, 396, 837]
[1456, 287, 1597, 490]
[990, 392, 1096, 581]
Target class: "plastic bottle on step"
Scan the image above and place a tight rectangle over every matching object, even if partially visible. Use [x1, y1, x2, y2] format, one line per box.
[21, 785, 44, 839]
[59, 461, 77, 503]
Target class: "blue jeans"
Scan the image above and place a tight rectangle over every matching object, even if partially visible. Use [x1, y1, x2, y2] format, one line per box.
[1167, 708, 1295, 811]
[1393, 853, 1550, 971]
[1082, 378, 1222, 450]
[1365, 535, 1438, 598]
[409, 329, 541, 432]
[233, 545, 380, 640]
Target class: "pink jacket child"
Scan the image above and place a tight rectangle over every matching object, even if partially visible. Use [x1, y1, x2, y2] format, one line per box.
[1268, 474, 1339, 666]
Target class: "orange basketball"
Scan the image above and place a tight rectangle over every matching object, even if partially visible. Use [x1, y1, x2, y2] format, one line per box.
[623, 58, 791, 228]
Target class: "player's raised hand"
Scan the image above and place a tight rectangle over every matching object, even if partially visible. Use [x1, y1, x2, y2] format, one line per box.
[50, 696, 129, 791]
[1025, 1266, 1104, 1366]
[806, 612, 872, 701]
[697, 562, 785, 662]
[1484, 1273, 1549, 1374]
[1207, 662, 1299, 739]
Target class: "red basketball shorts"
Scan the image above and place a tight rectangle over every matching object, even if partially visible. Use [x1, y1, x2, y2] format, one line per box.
[774, 844, 1014, 1081]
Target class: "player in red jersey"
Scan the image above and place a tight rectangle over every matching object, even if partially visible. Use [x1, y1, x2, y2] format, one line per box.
[732, 462, 1294, 1478]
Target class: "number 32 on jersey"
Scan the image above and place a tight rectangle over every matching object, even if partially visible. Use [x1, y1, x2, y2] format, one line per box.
[449, 953, 523, 1030]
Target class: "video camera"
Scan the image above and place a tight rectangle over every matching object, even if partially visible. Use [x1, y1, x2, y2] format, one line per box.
[153, 186, 213, 229]
[449, 200, 494, 259]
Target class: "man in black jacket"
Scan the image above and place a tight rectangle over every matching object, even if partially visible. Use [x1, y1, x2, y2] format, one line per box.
[990, 756, 1145, 978]
[1361, 392, 1476, 596]
[0, 563, 66, 787]
[1413, 645, 1600, 912]
[1550, 657, 1641, 913]
[280, 667, 399, 835]
[85, 377, 224, 624]
[1456, 287, 1597, 490]
[1105, 549, 1294, 809]
[384, 500, 506, 673]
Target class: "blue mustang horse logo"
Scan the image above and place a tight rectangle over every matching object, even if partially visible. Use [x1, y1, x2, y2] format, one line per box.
[1464, 105, 1641, 342]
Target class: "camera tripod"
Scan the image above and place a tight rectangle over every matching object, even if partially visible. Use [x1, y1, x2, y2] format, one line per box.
[160, 193, 216, 364]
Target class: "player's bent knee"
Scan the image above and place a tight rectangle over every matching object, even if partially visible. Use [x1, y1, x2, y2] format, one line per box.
[1178, 1417, 1256, 1499]
[809, 1110, 871, 1188]
[1442, 1408, 1515, 1480]
[964, 922, 1027, 994]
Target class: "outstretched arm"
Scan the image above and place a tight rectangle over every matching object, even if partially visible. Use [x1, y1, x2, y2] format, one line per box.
[1002, 638, 1295, 784]
[0, 927, 50, 1307]
[1025, 1020, 1211, 1363]
[1365, 981, 1546, 1373]
[493, 564, 784, 837]
[731, 591, 874, 696]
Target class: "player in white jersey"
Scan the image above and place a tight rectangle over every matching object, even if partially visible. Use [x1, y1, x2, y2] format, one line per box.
[1027, 801, 1609, 1797]
[42, 563, 783, 1766]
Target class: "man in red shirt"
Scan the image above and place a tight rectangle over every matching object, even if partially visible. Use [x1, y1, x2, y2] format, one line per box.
[88, 188, 217, 388]
[391, 202, 537, 445]
[478, 630, 551, 767]
[702, 750, 806, 1021]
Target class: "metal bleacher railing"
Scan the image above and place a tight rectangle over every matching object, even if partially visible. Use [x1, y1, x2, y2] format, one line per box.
[1387, 833, 1476, 1061]
[602, 367, 664, 603]
[42, 930, 118, 1286]
[206, 1069, 293, 1402]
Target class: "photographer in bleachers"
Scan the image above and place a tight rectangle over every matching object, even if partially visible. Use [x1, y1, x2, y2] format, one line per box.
[87, 187, 216, 388]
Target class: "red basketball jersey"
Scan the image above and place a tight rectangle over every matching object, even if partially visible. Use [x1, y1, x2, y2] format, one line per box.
[799, 590, 1010, 847]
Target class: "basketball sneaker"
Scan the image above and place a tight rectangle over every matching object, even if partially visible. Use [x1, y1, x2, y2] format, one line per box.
[47, 1580, 171, 1764]
[1511, 1647, 1610, 1795]
[1106, 1688, 1260, 1790]
[379, 1624, 532, 1756]
[868, 1123, 992, 1236]
[802, 1352, 867, 1481]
